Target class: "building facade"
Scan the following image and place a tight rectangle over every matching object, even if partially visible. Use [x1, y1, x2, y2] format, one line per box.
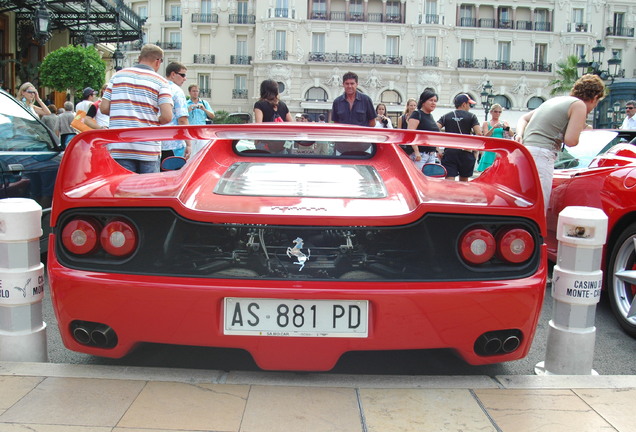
[3, 1, 635, 124]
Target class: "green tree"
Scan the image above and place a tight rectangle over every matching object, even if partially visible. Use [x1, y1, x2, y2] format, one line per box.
[39, 45, 106, 103]
[549, 55, 580, 96]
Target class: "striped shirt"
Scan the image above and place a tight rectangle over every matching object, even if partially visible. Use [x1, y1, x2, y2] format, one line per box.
[103, 64, 173, 161]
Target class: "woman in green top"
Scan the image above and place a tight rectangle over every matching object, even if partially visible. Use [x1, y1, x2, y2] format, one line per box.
[478, 104, 512, 171]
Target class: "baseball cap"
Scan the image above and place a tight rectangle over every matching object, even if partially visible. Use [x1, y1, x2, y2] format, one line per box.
[454, 93, 477, 107]
[82, 87, 97, 99]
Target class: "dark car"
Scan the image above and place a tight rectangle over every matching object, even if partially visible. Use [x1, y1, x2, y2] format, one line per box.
[0, 88, 63, 251]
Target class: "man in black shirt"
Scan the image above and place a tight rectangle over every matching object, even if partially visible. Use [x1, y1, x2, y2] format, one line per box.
[437, 94, 482, 181]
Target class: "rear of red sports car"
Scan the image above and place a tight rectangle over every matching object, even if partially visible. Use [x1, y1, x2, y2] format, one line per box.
[47, 124, 547, 371]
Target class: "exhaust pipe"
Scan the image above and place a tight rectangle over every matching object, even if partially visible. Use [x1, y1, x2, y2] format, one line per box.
[90, 325, 116, 348]
[474, 330, 523, 356]
[502, 335, 521, 353]
[71, 320, 117, 348]
[475, 334, 502, 356]
[72, 325, 91, 345]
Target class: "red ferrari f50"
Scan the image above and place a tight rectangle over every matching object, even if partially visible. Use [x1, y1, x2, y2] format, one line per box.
[47, 124, 547, 371]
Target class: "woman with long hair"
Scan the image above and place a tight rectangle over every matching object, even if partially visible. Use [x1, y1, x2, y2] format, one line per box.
[407, 89, 440, 169]
[374, 103, 393, 128]
[253, 79, 292, 123]
[397, 98, 417, 129]
[17, 82, 51, 117]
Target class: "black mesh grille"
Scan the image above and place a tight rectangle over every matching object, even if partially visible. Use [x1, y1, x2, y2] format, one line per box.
[55, 208, 542, 281]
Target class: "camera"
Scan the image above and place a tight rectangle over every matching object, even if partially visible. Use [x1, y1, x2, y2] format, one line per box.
[503, 126, 510, 131]
[382, 118, 388, 125]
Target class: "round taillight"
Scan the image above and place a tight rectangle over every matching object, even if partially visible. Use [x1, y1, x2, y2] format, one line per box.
[497, 228, 534, 263]
[61, 219, 101, 255]
[100, 220, 137, 257]
[459, 228, 496, 265]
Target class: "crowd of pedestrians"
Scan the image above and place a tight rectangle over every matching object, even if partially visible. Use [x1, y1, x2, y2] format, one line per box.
[16, 60, 616, 204]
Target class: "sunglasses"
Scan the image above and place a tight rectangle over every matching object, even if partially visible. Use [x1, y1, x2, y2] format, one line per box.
[626, 107, 635, 110]
[26, 90, 37, 94]
[176, 72, 186, 78]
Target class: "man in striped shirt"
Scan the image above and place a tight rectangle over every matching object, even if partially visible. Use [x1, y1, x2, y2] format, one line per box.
[100, 44, 173, 173]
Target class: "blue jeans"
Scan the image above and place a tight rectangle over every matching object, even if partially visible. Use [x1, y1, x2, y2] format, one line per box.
[115, 158, 160, 174]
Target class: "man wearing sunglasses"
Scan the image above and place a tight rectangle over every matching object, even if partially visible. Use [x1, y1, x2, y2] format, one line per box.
[163, 62, 192, 161]
[620, 101, 636, 130]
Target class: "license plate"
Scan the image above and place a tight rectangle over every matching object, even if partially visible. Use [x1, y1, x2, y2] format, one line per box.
[223, 298, 368, 337]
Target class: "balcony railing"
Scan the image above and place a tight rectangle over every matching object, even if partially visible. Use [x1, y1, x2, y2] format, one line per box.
[498, 19, 513, 29]
[199, 89, 211, 98]
[121, 41, 143, 51]
[516, 20, 533, 30]
[165, 14, 182, 22]
[232, 89, 248, 99]
[606, 26, 634, 37]
[229, 14, 255, 24]
[156, 42, 182, 50]
[420, 14, 440, 24]
[310, 11, 328, 20]
[479, 18, 496, 28]
[308, 52, 402, 65]
[459, 17, 477, 27]
[423, 56, 440, 67]
[193, 54, 215, 64]
[274, 8, 289, 18]
[231, 55, 252, 65]
[272, 50, 288, 60]
[192, 13, 219, 23]
[568, 22, 589, 32]
[458, 18, 551, 31]
[458, 58, 552, 72]
[368, 13, 383, 23]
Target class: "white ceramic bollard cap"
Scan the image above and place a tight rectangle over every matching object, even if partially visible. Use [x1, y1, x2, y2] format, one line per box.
[556, 206, 608, 247]
[0, 198, 43, 241]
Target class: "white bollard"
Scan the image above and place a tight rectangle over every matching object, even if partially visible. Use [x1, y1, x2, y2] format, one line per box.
[536, 206, 607, 375]
[0, 198, 47, 362]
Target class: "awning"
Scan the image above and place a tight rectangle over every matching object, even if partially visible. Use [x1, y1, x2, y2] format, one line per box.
[2, 0, 144, 43]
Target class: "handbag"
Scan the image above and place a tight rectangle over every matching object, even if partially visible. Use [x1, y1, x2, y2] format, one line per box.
[70, 110, 93, 133]
[272, 112, 284, 123]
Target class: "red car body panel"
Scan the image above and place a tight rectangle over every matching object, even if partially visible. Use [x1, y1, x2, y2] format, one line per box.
[547, 143, 636, 261]
[48, 124, 547, 371]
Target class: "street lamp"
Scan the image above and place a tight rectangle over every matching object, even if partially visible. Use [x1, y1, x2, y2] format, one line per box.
[577, 40, 623, 83]
[113, 47, 124, 71]
[113, 15, 124, 71]
[606, 105, 615, 127]
[612, 101, 623, 128]
[82, 0, 96, 47]
[480, 80, 495, 122]
[33, 0, 51, 43]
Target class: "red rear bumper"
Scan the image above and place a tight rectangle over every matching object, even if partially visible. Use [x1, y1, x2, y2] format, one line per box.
[47, 248, 547, 371]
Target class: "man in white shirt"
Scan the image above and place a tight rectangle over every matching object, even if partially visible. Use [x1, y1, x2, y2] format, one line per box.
[75, 87, 97, 113]
[620, 100, 636, 130]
